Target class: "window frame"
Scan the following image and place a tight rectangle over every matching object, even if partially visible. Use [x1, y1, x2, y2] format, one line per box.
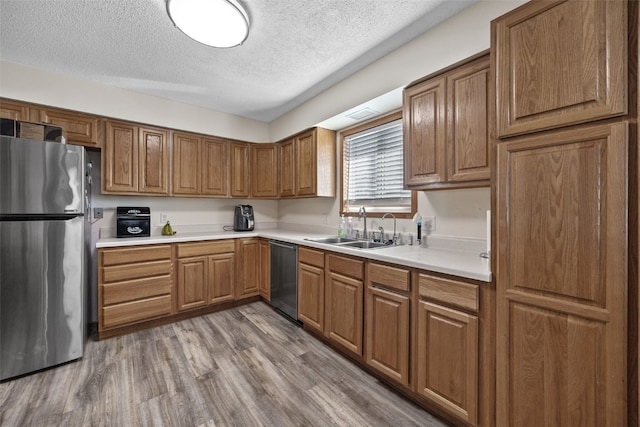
[340, 110, 416, 219]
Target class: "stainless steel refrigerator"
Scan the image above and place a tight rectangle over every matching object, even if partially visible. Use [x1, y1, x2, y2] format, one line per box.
[0, 135, 85, 381]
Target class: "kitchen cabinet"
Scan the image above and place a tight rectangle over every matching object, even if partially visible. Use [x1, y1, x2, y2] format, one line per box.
[230, 141, 250, 198]
[278, 138, 295, 197]
[0, 98, 30, 121]
[235, 238, 260, 299]
[365, 262, 410, 387]
[250, 143, 278, 198]
[34, 106, 103, 148]
[258, 238, 270, 300]
[295, 128, 336, 197]
[103, 120, 169, 195]
[98, 245, 173, 337]
[278, 127, 336, 198]
[403, 54, 490, 190]
[493, 0, 627, 138]
[0, 98, 104, 147]
[325, 254, 364, 356]
[173, 132, 230, 197]
[495, 122, 628, 426]
[176, 240, 236, 312]
[298, 247, 326, 332]
[415, 273, 479, 426]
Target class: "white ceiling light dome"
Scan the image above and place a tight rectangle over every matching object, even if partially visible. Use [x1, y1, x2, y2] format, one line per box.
[167, 0, 250, 48]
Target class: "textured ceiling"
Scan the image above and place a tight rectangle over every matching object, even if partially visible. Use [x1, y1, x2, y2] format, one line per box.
[0, 0, 475, 122]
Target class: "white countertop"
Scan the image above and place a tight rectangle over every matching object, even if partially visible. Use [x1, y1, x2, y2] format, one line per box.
[97, 229, 492, 282]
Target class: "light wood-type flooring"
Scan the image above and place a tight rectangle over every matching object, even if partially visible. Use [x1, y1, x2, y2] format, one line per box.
[1, 302, 447, 426]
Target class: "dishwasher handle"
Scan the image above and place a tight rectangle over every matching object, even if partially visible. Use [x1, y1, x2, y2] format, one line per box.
[269, 240, 297, 250]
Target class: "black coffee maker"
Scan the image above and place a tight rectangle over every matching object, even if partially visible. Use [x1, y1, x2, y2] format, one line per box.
[233, 204, 254, 231]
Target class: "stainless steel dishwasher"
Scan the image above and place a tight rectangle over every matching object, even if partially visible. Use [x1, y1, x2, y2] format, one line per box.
[269, 240, 299, 323]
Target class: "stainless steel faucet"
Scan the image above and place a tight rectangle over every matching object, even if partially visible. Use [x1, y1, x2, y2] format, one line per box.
[358, 206, 367, 240]
[381, 212, 398, 245]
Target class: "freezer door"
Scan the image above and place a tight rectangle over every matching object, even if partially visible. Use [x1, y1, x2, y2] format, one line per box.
[0, 136, 85, 215]
[0, 216, 85, 380]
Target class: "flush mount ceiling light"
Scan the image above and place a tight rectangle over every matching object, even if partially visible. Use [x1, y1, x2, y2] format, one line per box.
[167, 0, 249, 48]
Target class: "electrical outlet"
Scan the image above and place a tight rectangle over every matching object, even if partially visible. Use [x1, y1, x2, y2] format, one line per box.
[424, 216, 435, 232]
[160, 213, 168, 223]
[93, 207, 103, 219]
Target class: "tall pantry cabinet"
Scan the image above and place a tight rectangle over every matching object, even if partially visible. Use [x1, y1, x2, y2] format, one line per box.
[491, 1, 633, 426]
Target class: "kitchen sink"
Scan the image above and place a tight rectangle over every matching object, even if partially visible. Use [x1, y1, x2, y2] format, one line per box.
[305, 237, 358, 244]
[336, 240, 389, 250]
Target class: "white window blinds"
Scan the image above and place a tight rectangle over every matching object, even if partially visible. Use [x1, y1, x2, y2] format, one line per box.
[343, 118, 411, 213]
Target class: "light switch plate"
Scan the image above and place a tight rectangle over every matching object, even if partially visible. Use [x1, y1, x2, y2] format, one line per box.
[93, 207, 103, 219]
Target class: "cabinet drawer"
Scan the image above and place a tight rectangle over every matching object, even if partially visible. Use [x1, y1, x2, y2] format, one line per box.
[176, 240, 235, 258]
[367, 262, 410, 293]
[102, 260, 172, 283]
[102, 275, 171, 306]
[101, 245, 171, 266]
[418, 273, 479, 312]
[102, 295, 172, 329]
[327, 254, 364, 280]
[299, 247, 325, 268]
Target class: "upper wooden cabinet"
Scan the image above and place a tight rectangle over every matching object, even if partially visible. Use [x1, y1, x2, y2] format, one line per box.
[495, 122, 628, 426]
[278, 138, 296, 197]
[173, 132, 229, 197]
[35, 107, 104, 148]
[403, 54, 490, 190]
[0, 98, 104, 148]
[103, 120, 169, 195]
[278, 127, 336, 198]
[492, 0, 627, 138]
[0, 99, 30, 121]
[230, 141, 250, 198]
[250, 143, 278, 198]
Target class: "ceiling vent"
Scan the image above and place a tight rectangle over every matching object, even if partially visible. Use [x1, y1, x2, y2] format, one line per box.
[346, 107, 379, 121]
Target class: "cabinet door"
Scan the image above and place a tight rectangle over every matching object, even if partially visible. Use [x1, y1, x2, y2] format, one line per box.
[103, 121, 138, 193]
[493, 0, 627, 137]
[495, 123, 628, 426]
[230, 141, 250, 198]
[177, 257, 208, 311]
[298, 262, 324, 331]
[403, 77, 446, 187]
[278, 138, 295, 197]
[0, 99, 29, 120]
[202, 137, 229, 196]
[236, 239, 260, 299]
[258, 239, 270, 300]
[37, 107, 103, 147]
[325, 271, 363, 356]
[416, 301, 478, 425]
[365, 286, 409, 386]
[295, 130, 317, 196]
[139, 126, 169, 195]
[250, 143, 278, 198]
[207, 253, 235, 305]
[446, 55, 490, 183]
[172, 132, 201, 195]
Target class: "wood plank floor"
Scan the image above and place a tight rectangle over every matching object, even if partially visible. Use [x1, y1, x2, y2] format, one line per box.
[1, 302, 448, 426]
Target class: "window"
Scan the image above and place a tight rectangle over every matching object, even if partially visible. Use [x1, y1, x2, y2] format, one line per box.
[341, 111, 416, 217]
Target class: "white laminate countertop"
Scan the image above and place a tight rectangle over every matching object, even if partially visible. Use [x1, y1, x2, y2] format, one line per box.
[96, 229, 492, 283]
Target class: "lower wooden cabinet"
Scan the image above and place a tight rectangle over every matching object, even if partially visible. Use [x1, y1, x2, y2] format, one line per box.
[365, 262, 410, 387]
[324, 254, 364, 356]
[415, 273, 479, 426]
[298, 247, 326, 331]
[99, 245, 173, 333]
[258, 239, 271, 300]
[176, 240, 235, 312]
[236, 238, 260, 299]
